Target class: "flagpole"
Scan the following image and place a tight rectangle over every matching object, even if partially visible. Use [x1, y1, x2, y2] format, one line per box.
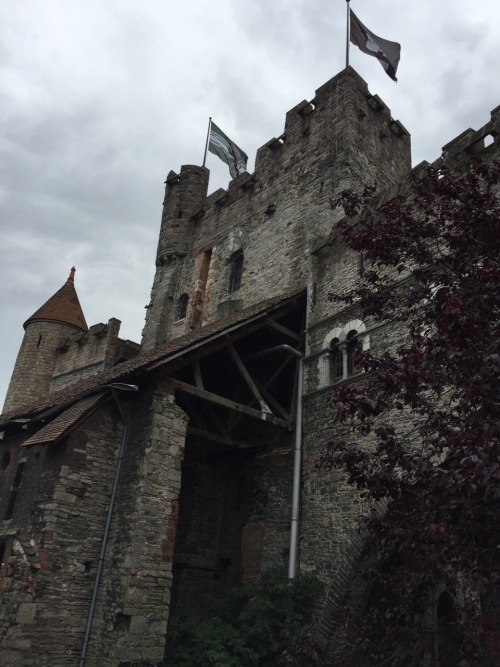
[346, 0, 350, 68]
[202, 117, 212, 167]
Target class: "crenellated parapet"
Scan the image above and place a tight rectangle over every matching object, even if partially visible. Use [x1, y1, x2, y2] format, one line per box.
[252, 67, 410, 190]
[171, 68, 412, 227]
[432, 104, 500, 170]
[50, 318, 140, 392]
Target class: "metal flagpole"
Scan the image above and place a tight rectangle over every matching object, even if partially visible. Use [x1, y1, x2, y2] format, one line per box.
[202, 117, 212, 167]
[346, 0, 350, 68]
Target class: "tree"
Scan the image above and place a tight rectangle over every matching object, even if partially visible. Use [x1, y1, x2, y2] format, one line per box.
[317, 159, 500, 666]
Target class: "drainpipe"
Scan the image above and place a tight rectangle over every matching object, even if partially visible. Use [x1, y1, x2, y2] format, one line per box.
[244, 344, 304, 579]
[288, 354, 304, 579]
[79, 383, 138, 667]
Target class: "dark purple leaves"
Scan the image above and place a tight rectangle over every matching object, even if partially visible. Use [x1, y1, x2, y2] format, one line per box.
[319, 160, 500, 666]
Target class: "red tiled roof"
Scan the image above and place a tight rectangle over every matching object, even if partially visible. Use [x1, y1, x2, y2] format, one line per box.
[22, 394, 104, 446]
[3, 285, 306, 420]
[24, 267, 88, 332]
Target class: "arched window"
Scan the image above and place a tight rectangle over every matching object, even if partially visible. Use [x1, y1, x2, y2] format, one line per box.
[228, 251, 244, 293]
[329, 338, 344, 382]
[346, 330, 363, 376]
[318, 320, 369, 389]
[176, 293, 189, 320]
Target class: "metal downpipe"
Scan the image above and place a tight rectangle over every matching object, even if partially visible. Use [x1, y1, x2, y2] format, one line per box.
[243, 342, 305, 577]
[79, 386, 136, 667]
[288, 357, 304, 579]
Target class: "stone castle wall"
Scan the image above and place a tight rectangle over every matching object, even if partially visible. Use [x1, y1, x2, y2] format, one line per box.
[1, 66, 499, 667]
[50, 318, 123, 392]
[0, 403, 122, 666]
[0, 385, 188, 667]
[141, 67, 411, 351]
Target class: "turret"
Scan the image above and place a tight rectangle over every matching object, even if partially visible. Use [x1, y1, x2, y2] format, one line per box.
[3, 267, 88, 414]
[142, 165, 209, 350]
[156, 165, 210, 263]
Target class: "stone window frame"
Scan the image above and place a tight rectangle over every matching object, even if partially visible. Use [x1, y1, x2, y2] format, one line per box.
[317, 319, 370, 388]
[176, 293, 189, 321]
[228, 249, 244, 294]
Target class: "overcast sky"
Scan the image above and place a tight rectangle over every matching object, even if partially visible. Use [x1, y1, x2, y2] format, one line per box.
[1, 0, 499, 408]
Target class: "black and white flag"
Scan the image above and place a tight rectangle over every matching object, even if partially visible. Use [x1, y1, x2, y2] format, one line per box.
[350, 10, 401, 81]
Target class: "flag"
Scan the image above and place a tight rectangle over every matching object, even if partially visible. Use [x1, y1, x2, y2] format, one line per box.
[350, 10, 400, 82]
[208, 121, 248, 179]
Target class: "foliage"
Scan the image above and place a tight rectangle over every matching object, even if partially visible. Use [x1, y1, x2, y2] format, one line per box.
[317, 160, 500, 665]
[163, 568, 324, 667]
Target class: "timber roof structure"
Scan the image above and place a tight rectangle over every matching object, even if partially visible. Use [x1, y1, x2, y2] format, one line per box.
[2, 287, 307, 450]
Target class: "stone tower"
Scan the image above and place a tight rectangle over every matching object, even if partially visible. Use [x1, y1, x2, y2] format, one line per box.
[141, 165, 210, 350]
[141, 68, 411, 353]
[3, 267, 88, 414]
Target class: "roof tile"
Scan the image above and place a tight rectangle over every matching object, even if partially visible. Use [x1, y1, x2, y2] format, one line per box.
[24, 267, 88, 332]
[22, 394, 104, 446]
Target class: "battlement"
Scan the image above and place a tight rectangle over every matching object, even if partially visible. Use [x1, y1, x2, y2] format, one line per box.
[432, 104, 500, 170]
[51, 318, 140, 392]
[163, 68, 411, 227]
[178, 94, 500, 224]
[252, 67, 410, 192]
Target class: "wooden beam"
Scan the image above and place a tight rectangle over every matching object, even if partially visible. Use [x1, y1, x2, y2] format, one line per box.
[226, 341, 272, 414]
[208, 408, 229, 436]
[264, 354, 294, 387]
[148, 320, 267, 374]
[265, 318, 303, 343]
[227, 355, 296, 433]
[187, 426, 256, 449]
[255, 380, 291, 423]
[148, 303, 302, 376]
[172, 378, 288, 428]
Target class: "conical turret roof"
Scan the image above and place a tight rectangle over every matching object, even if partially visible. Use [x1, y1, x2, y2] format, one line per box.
[24, 267, 88, 331]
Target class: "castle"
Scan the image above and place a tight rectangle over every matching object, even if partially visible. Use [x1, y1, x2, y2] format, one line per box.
[0, 67, 498, 666]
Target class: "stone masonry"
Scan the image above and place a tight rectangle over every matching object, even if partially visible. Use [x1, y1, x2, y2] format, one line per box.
[1, 66, 499, 666]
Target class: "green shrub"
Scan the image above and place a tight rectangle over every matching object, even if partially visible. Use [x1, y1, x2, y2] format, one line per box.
[163, 568, 324, 667]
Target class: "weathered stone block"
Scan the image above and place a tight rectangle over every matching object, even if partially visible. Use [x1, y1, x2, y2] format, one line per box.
[15, 603, 37, 625]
